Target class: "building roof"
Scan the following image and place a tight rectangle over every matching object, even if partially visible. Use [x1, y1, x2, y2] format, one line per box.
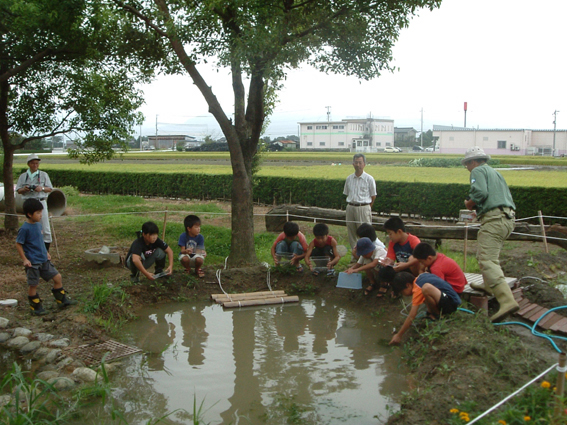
[433, 125, 567, 132]
[394, 127, 417, 132]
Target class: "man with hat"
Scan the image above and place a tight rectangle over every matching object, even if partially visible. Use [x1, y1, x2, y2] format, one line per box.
[16, 154, 53, 251]
[462, 146, 518, 322]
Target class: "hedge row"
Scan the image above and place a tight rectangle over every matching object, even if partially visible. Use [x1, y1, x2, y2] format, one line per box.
[43, 169, 567, 221]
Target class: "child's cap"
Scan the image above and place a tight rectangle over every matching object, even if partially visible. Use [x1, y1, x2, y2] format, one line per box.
[356, 237, 374, 256]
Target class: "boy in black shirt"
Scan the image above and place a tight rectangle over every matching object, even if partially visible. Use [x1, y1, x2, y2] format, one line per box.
[126, 221, 174, 283]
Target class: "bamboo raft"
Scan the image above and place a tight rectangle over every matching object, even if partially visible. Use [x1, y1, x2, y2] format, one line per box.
[211, 291, 299, 309]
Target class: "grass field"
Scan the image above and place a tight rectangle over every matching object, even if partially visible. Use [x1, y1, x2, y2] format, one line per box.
[35, 161, 567, 188]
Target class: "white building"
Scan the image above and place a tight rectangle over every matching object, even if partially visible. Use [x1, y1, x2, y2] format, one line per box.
[299, 118, 394, 152]
[433, 126, 567, 156]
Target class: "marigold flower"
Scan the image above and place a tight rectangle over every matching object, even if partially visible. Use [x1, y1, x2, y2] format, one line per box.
[524, 416, 531, 421]
[459, 411, 469, 418]
[450, 408, 459, 414]
[541, 381, 551, 388]
[498, 421, 507, 425]
[461, 416, 470, 423]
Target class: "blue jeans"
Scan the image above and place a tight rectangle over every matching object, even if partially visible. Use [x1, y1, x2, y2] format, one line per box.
[127, 248, 166, 276]
[276, 240, 304, 256]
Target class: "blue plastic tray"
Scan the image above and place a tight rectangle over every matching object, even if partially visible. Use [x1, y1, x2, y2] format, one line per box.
[336, 272, 363, 289]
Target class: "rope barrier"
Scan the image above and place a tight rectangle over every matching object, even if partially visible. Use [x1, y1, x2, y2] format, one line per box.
[466, 362, 559, 424]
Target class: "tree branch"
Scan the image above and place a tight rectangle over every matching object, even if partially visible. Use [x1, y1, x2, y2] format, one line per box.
[0, 48, 53, 82]
[112, 0, 169, 38]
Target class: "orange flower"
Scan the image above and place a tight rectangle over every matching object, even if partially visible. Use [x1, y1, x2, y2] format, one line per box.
[541, 381, 551, 388]
[450, 408, 459, 414]
[498, 421, 507, 425]
[524, 416, 531, 421]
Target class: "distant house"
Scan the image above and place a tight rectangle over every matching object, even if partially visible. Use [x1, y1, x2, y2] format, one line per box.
[270, 139, 297, 150]
[147, 135, 200, 150]
[394, 127, 417, 145]
[299, 118, 394, 152]
[433, 125, 567, 156]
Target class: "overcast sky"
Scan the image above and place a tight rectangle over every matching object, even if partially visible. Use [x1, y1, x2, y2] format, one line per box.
[138, 0, 567, 139]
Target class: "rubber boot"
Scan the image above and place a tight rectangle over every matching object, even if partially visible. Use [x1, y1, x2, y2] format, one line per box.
[28, 296, 48, 316]
[470, 281, 493, 295]
[52, 288, 78, 307]
[490, 282, 520, 323]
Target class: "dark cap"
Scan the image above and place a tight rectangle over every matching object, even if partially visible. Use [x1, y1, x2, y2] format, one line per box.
[356, 237, 374, 256]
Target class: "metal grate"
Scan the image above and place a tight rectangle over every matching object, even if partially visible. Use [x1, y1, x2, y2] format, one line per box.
[65, 339, 142, 366]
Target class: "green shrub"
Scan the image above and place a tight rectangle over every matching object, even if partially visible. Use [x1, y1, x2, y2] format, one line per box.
[409, 157, 501, 168]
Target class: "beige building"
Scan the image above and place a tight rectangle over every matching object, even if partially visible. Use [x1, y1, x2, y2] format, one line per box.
[433, 126, 567, 156]
[299, 118, 394, 152]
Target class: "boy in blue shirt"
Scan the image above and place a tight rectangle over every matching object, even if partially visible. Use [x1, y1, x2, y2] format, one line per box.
[16, 199, 77, 315]
[178, 215, 206, 277]
[388, 272, 461, 346]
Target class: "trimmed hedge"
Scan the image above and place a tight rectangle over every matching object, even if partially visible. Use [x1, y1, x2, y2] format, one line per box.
[42, 169, 567, 221]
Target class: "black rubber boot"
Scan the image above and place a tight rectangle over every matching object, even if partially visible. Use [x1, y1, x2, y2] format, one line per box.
[51, 288, 78, 307]
[28, 296, 48, 316]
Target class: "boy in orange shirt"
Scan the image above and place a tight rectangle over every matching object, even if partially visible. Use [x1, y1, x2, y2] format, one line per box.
[380, 217, 421, 275]
[304, 223, 341, 276]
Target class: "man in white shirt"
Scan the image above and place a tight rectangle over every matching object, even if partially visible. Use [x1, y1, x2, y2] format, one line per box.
[343, 153, 376, 255]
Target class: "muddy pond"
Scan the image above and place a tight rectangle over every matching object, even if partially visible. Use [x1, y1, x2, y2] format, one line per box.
[72, 298, 407, 424]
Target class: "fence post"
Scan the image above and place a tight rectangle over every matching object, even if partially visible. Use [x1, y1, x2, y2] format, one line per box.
[538, 210, 549, 253]
[553, 352, 566, 422]
[162, 207, 168, 240]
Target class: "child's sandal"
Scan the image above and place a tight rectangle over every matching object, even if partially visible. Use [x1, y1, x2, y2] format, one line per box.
[364, 284, 376, 296]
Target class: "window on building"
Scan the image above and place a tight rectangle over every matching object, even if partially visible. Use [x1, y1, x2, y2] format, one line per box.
[319, 142, 325, 146]
[322, 125, 327, 129]
[307, 126, 312, 130]
[338, 142, 344, 146]
[357, 140, 362, 147]
[483, 136, 488, 141]
[498, 140, 506, 149]
[333, 125, 345, 130]
[376, 142, 381, 147]
[363, 140, 369, 147]
[316, 126, 321, 130]
[307, 142, 312, 146]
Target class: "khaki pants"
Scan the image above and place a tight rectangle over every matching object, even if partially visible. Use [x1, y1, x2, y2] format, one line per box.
[346, 204, 372, 250]
[477, 208, 515, 289]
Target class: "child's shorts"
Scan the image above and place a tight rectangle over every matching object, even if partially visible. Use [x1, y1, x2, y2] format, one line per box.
[178, 253, 205, 267]
[26, 261, 59, 287]
[438, 291, 459, 315]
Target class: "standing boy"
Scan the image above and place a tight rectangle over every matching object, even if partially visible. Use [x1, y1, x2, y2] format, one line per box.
[380, 217, 421, 275]
[412, 243, 467, 295]
[16, 199, 77, 315]
[271, 221, 309, 271]
[343, 154, 376, 254]
[178, 214, 206, 278]
[16, 154, 53, 250]
[126, 221, 174, 283]
[345, 237, 388, 294]
[304, 223, 341, 276]
[463, 146, 518, 322]
[389, 272, 461, 346]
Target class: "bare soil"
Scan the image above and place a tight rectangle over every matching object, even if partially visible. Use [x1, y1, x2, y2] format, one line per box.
[1, 198, 567, 424]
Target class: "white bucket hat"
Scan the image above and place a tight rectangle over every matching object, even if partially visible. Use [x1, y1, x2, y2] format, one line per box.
[461, 146, 490, 165]
[26, 153, 41, 163]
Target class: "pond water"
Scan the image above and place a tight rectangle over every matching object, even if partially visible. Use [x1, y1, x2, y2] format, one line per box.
[76, 298, 408, 424]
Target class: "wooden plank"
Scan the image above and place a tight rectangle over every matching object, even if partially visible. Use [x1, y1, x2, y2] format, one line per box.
[538, 313, 564, 329]
[528, 308, 549, 322]
[517, 298, 531, 308]
[517, 303, 538, 317]
[550, 317, 567, 332]
[522, 305, 545, 319]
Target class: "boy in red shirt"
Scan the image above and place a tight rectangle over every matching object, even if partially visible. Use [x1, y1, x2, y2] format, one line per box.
[304, 223, 341, 276]
[412, 243, 467, 294]
[380, 217, 421, 276]
[271, 221, 309, 272]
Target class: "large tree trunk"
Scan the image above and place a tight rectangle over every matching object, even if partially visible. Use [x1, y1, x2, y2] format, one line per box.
[229, 152, 258, 266]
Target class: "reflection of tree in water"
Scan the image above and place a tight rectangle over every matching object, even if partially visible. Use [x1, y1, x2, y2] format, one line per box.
[180, 304, 208, 366]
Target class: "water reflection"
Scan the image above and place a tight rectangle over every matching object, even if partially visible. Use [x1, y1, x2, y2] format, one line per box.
[93, 298, 408, 425]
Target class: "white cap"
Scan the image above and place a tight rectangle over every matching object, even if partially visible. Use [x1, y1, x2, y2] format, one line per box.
[26, 153, 41, 163]
[461, 146, 490, 165]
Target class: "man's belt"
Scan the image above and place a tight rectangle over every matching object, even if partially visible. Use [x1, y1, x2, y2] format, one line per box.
[348, 203, 370, 207]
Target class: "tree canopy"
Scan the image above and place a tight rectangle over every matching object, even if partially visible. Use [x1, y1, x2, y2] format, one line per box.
[0, 0, 166, 230]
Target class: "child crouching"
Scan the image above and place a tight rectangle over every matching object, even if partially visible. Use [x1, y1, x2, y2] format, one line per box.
[389, 272, 461, 346]
[304, 223, 341, 276]
[15, 199, 77, 315]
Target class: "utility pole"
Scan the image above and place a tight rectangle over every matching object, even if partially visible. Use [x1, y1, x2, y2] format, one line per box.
[420, 108, 423, 147]
[464, 102, 468, 128]
[553, 110, 559, 157]
[155, 114, 158, 149]
[326, 106, 331, 122]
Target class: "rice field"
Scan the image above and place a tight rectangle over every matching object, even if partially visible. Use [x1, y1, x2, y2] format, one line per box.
[35, 161, 567, 188]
